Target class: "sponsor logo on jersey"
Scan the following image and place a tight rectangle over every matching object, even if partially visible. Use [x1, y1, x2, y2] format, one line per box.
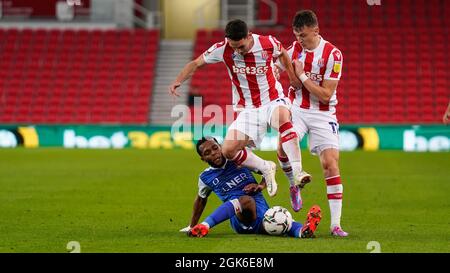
[305, 71, 323, 82]
[232, 65, 269, 75]
[213, 178, 220, 185]
[221, 173, 249, 192]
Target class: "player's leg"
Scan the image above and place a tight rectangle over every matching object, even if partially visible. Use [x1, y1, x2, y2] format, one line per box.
[308, 112, 348, 237]
[222, 129, 268, 173]
[190, 197, 248, 237]
[222, 111, 278, 196]
[235, 195, 257, 224]
[319, 148, 348, 237]
[277, 142, 302, 212]
[270, 103, 311, 188]
[273, 105, 311, 211]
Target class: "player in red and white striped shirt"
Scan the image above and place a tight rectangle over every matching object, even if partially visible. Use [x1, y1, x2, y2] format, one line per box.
[169, 20, 311, 199]
[276, 10, 348, 237]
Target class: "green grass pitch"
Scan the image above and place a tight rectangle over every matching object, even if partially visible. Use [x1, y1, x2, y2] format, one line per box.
[0, 148, 448, 253]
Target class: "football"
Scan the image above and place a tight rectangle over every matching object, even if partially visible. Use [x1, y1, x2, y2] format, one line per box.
[262, 206, 293, 235]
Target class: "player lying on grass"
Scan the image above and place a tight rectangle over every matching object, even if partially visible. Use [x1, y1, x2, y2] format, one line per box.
[179, 137, 321, 238]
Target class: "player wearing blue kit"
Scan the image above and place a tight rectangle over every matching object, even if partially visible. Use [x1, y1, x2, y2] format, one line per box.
[179, 137, 322, 238]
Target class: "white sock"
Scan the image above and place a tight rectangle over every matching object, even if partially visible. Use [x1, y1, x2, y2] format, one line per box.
[232, 148, 269, 173]
[326, 175, 343, 228]
[277, 154, 295, 186]
[200, 222, 210, 228]
[279, 122, 302, 178]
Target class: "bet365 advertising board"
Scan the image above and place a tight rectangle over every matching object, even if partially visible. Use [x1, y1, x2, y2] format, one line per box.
[0, 125, 448, 152]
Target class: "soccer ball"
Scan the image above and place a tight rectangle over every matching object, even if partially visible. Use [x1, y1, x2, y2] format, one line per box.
[262, 206, 293, 235]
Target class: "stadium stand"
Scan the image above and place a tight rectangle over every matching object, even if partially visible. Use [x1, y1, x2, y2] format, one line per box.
[0, 28, 159, 124]
[191, 0, 448, 124]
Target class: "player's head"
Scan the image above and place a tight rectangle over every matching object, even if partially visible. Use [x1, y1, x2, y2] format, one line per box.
[225, 19, 253, 55]
[292, 10, 320, 50]
[196, 137, 226, 167]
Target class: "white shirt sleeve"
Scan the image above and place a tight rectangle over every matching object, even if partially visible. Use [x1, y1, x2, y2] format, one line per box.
[324, 48, 343, 81]
[198, 177, 212, 199]
[202, 40, 226, 64]
[268, 35, 283, 58]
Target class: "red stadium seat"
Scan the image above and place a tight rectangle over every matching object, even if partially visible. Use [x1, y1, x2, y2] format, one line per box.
[0, 28, 158, 124]
[189, 0, 447, 124]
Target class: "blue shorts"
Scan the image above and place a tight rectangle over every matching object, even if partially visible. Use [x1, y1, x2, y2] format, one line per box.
[229, 196, 269, 234]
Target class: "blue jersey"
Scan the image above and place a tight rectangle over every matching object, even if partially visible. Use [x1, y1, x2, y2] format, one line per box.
[198, 160, 269, 234]
[198, 160, 264, 202]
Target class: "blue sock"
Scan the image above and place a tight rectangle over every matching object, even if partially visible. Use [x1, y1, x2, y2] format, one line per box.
[287, 221, 303, 238]
[204, 200, 237, 229]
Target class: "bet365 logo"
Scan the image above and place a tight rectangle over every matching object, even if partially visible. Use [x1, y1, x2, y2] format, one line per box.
[305, 72, 323, 82]
[232, 65, 269, 75]
[366, 0, 381, 5]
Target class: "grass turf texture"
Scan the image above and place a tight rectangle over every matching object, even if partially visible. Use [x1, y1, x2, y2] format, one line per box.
[0, 149, 448, 253]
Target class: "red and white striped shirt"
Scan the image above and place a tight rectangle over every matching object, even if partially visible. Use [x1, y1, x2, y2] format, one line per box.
[203, 34, 285, 110]
[284, 36, 343, 113]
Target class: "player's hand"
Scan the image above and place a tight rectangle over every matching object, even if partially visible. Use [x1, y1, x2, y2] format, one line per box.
[290, 76, 302, 89]
[243, 183, 264, 194]
[444, 113, 449, 125]
[288, 60, 303, 89]
[179, 225, 192, 233]
[273, 65, 281, 80]
[293, 59, 305, 76]
[169, 82, 182, 98]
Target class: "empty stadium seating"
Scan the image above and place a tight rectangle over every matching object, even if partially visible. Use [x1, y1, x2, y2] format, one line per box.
[190, 0, 449, 124]
[0, 28, 158, 124]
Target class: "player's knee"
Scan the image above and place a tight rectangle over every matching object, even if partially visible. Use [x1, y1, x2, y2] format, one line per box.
[221, 145, 237, 160]
[322, 159, 339, 176]
[239, 195, 255, 209]
[238, 196, 256, 222]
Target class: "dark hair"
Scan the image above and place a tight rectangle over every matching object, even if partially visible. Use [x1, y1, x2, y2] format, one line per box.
[196, 136, 219, 156]
[292, 10, 318, 29]
[225, 19, 248, 41]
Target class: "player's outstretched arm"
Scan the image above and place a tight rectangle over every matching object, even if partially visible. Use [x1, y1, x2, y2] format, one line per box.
[189, 195, 208, 228]
[180, 195, 208, 233]
[293, 59, 338, 103]
[169, 55, 207, 98]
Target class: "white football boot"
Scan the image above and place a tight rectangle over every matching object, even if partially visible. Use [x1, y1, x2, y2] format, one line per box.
[262, 161, 278, 197]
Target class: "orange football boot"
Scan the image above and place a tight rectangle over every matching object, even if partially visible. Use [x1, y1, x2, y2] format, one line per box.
[300, 205, 322, 238]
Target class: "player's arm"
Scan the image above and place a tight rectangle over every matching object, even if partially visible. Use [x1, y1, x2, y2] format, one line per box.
[180, 178, 212, 232]
[278, 48, 302, 89]
[169, 55, 207, 97]
[189, 195, 208, 228]
[293, 59, 338, 103]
